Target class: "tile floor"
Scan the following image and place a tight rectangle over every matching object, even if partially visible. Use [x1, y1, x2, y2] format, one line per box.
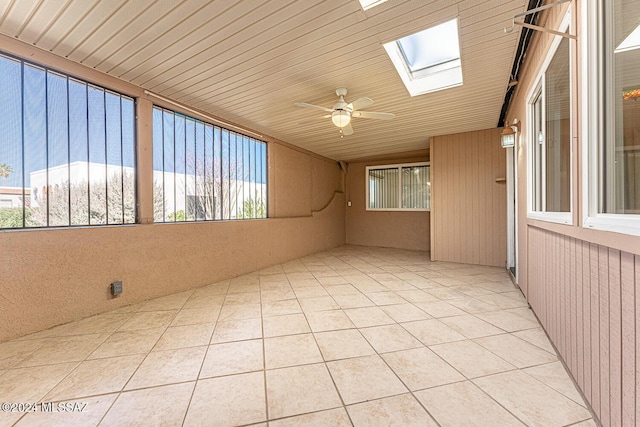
[0, 245, 597, 427]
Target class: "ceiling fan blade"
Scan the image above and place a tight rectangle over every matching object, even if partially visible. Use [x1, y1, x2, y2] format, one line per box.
[352, 111, 395, 120]
[347, 97, 373, 111]
[294, 102, 333, 112]
[298, 115, 331, 125]
[341, 123, 354, 136]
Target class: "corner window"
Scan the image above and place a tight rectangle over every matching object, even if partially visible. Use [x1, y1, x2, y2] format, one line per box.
[152, 106, 267, 222]
[367, 163, 430, 211]
[583, 0, 640, 234]
[527, 16, 572, 224]
[0, 53, 136, 229]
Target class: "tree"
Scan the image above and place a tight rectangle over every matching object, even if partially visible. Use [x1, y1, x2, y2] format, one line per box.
[241, 193, 266, 219]
[0, 163, 13, 180]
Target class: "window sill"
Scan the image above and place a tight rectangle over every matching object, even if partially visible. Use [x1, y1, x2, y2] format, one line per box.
[527, 211, 572, 225]
[583, 214, 640, 237]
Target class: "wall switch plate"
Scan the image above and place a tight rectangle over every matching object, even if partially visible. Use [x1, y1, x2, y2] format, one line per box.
[347, 201, 352, 207]
[111, 281, 123, 296]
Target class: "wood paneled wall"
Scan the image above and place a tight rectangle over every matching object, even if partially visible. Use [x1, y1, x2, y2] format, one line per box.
[528, 227, 639, 427]
[430, 128, 506, 267]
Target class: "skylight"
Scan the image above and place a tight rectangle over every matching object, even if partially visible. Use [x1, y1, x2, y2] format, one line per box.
[358, 0, 388, 11]
[383, 19, 463, 96]
[396, 20, 461, 72]
[615, 24, 640, 53]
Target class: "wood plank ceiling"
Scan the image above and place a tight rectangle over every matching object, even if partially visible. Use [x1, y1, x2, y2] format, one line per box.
[0, 0, 526, 161]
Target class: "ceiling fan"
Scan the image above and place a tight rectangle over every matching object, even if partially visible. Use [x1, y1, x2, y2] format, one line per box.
[295, 88, 395, 136]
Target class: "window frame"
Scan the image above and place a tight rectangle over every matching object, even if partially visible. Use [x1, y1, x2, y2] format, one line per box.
[0, 50, 137, 230]
[365, 161, 430, 212]
[526, 8, 573, 225]
[581, 0, 640, 236]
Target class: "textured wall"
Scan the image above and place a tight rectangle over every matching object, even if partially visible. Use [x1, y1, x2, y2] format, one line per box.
[0, 140, 345, 342]
[345, 153, 430, 251]
[430, 128, 506, 267]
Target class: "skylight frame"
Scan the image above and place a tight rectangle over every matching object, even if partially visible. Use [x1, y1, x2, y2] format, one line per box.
[358, 0, 388, 11]
[383, 18, 464, 97]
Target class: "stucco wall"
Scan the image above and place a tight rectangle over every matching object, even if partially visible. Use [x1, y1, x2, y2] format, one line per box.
[345, 152, 430, 251]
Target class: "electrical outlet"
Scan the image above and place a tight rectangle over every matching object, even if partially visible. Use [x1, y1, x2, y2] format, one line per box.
[111, 281, 123, 296]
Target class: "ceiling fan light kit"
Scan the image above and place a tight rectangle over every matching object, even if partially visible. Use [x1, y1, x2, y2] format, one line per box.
[295, 87, 394, 136]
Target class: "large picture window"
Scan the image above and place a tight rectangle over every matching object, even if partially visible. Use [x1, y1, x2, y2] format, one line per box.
[527, 14, 572, 224]
[152, 106, 267, 222]
[583, 0, 640, 235]
[367, 163, 430, 211]
[0, 53, 136, 229]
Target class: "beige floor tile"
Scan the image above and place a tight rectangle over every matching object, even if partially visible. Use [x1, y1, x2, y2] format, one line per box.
[138, 291, 193, 311]
[314, 329, 376, 361]
[16, 393, 118, 427]
[117, 310, 177, 331]
[440, 314, 505, 338]
[347, 393, 438, 427]
[38, 313, 132, 337]
[224, 291, 261, 305]
[125, 346, 206, 389]
[569, 419, 598, 426]
[318, 276, 349, 286]
[426, 287, 467, 300]
[430, 340, 516, 378]
[524, 361, 586, 406]
[382, 347, 465, 391]
[360, 324, 423, 353]
[473, 370, 592, 426]
[17, 334, 107, 367]
[512, 327, 556, 353]
[475, 334, 557, 368]
[366, 292, 407, 306]
[0, 339, 49, 369]
[293, 286, 328, 298]
[269, 407, 351, 426]
[182, 293, 225, 310]
[266, 363, 342, 419]
[186, 373, 266, 426]
[327, 355, 408, 405]
[344, 307, 395, 328]
[200, 339, 263, 378]
[475, 293, 528, 310]
[261, 289, 297, 302]
[415, 301, 466, 318]
[415, 381, 525, 426]
[380, 303, 431, 323]
[210, 318, 262, 343]
[445, 297, 502, 313]
[263, 313, 310, 337]
[333, 293, 374, 309]
[44, 354, 144, 401]
[154, 323, 214, 351]
[298, 296, 340, 312]
[0, 363, 77, 402]
[380, 281, 417, 291]
[262, 299, 302, 316]
[227, 282, 260, 294]
[87, 328, 165, 359]
[305, 310, 355, 332]
[101, 382, 194, 427]
[286, 271, 315, 281]
[401, 319, 466, 346]
[395, 289, 439, 303]
[170, 307, 220, 326]
[475, 308, 540, 332]
[264, 334, 322, 369]
[218, 303, 261, 321]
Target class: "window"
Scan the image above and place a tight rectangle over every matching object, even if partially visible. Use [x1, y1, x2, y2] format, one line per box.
[0, 53, 136, 229]
[383, 19, 463, 96]
[152, 106, 267, 222]
[527, 14, 572, 224]
[367, 163, 430, 210]
[583, 0, 640, 234]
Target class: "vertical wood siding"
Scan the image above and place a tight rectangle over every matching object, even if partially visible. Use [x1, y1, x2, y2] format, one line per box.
[528, 226, 638, 426]
[431, 128, 507, 267]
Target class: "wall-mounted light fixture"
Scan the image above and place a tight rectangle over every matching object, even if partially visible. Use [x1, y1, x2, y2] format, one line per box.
[501, 119, 520, 148]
